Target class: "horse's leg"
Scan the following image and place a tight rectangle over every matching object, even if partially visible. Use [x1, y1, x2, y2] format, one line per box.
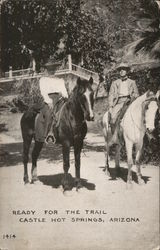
[62, 141, 70, 191]
[74, 140, 83, 190]
[31, 141, 44, 183]
[124, 136, 133, 184]
[22, 135, 33, 184]
[135, 141, 145, 185]
[104, 140, 111, 177]
[115, 143, 121, 177]
[102, 119, 111, 177]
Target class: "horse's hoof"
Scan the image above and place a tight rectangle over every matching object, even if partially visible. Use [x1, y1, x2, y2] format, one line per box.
[24, 179, 29, 185]
[63, 184, 70, 192]
[76, 182, 83, 191]
[126, 181, 133, 190]
[23, 177, 29, 184]
[138, 177, 145, 185]
[75, 178, 82, 190]
[30, 177, 39, 184]
[63, 189, 73, 197]
[105, 170, 111, 178]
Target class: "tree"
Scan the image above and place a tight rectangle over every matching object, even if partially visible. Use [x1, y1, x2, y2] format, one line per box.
[1, 0, 61, 71]
[1, 0, 115, 73]
[135, 0, 160, 59]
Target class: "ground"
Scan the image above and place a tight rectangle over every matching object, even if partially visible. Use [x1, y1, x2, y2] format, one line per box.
[0, 110, 159, 250]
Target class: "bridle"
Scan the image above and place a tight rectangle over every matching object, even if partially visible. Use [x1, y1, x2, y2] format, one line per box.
[78, 86, 94, 120]
[143, 97, 159, 131]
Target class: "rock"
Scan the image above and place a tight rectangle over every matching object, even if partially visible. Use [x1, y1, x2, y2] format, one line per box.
[10, 107, 18, 113]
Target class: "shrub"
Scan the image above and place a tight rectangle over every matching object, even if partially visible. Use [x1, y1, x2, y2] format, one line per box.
[13, 77, 44, 108]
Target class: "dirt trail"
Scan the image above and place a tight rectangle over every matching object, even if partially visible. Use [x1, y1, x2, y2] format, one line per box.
[0, 114, 159, 250]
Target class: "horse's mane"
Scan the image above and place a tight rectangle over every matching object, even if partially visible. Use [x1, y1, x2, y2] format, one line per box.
[131, 91, 156, 108]
[67, 79, 93, 106]
[128, 92, 156, 119]
[130, 92, 148, 108]
[122, 91, 155, 130]
[68, 85, 79, 105]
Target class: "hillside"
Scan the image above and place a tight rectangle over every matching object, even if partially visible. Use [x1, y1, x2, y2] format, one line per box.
[83, 0, 141, 49]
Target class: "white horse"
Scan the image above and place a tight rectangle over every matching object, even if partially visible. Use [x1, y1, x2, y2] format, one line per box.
[102, 90, 159, 185]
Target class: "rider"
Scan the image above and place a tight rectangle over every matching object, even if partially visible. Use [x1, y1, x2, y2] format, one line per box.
[108, 62, 139, 145]
[35, 65, 68, 144]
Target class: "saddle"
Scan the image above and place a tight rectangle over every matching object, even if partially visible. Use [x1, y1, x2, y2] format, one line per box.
[46, 97, 67, 143]
[31, 96, 67, 143]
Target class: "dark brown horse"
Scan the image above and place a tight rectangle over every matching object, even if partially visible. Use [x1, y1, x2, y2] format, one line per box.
[20, 77, 94, 191]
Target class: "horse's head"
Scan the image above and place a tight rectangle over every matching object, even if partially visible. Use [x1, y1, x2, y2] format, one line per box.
[144, 98, 158, 133]
[156, 90, 160, 110]
[76, 77, 94, 121]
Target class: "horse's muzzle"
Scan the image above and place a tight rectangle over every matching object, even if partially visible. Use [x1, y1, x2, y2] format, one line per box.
[87, 115, 94, 121]
[90, 116, 94, 121]
[147, 127, 154, 133]
[85, 113, 94, 121]
[146, 128, 155, 141]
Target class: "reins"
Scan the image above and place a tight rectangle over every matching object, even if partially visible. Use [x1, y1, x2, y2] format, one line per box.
[55, 91, 86, 131]
[49, 97, 67, 132]
[55, 102, 67, 128]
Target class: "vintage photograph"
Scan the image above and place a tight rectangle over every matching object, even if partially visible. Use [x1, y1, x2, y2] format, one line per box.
[0, 0, 160, 249]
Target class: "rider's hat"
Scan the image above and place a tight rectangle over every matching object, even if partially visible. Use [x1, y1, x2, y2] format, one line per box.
[116, 62, 130, 71]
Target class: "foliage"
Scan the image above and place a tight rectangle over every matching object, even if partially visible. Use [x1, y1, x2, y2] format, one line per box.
[1, 0, 114, 73]
[2, 0, 146, 74]
[13, 77, 43, 107]
[75, 10, 114, 73]
[84, 0, 141, 48]
[2, 0, 62, 71]
[135, 0, 160, 59]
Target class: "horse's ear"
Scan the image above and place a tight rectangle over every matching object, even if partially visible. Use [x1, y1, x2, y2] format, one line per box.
[156, 90, 160, 101]
[89, 76, 93, 85]
[146, 90, 154, 99]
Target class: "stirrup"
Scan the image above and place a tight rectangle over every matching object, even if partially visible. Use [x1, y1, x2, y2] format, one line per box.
[46, 134, 56, 144]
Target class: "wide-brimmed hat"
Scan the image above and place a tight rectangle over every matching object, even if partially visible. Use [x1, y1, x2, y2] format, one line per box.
[116, 62, 130, 71]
